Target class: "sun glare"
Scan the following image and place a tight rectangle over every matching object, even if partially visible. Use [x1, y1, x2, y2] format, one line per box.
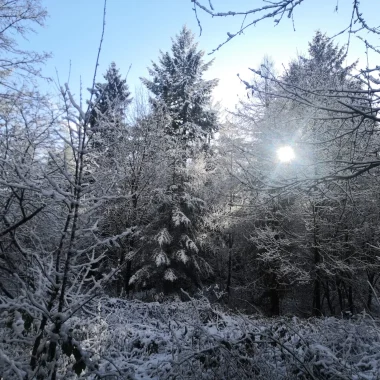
[277, 146, 295, 163]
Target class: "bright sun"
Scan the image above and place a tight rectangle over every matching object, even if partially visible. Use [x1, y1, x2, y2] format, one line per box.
[277, 146, 295, 163]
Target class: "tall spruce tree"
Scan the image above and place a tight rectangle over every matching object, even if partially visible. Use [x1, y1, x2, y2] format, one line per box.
[89, 62, 132, 147]
[141, 25, 218, 155]
[130, 27, 218, 293]
[83, 63, 132, 291]
[285, 31, 356, 90]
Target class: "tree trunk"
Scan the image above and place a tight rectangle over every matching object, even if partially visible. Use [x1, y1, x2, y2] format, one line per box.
[270, 288, 280, 316]
[312, 203, 322, 317]
[348, 283, 354, 315]
[124, 260, 132, 297]
[313, 272, 322, 317]
[225, 232, 233, 301]
[336, 278, 344, 313]
[367, 272, 375, 311]
[323, 280, 334, 315]
[269, 273, 280, 316]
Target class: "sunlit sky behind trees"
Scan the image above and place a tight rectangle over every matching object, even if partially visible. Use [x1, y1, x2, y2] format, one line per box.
[26, 0, 377, 110]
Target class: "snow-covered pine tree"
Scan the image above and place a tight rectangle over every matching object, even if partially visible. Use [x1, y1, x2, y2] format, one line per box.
[130, 26, 218, 294]
[285, 31, 356, 90]
[141, 25, 218, 155]
[81, 63, 134, 295]
[89, 62, 132, 151]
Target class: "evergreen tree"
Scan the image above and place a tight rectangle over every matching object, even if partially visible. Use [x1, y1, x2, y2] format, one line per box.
[83, 63, 133, 289]
[129, 27, 218, 294]
[141, 25, 218, 155]
[129, 168, 212, 294]
[89, 62, 132, 145]
[285, 31, 356, 90]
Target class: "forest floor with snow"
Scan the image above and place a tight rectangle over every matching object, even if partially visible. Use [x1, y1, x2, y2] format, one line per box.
[2, 295, 380, 379]
[51, 296, 380, 379]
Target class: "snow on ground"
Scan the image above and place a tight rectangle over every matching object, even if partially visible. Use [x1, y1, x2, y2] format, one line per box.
[64, 297, 380, 379]
[2, 296, 380, 379]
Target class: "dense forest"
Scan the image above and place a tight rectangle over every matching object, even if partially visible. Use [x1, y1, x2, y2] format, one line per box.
[1, 0, 380, 379]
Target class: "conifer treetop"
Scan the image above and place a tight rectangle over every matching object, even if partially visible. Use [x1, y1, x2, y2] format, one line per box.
[141, 26, 219, 148]
[89, 62, 132, 130]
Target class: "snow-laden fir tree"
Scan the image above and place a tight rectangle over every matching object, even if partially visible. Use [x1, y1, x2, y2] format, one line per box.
[130, 26, 218, 293]
[285, 31, 357, 91]
[89, 62, 132, 150]
[77, 62, 134, 295]
[141, 25, 218, 155]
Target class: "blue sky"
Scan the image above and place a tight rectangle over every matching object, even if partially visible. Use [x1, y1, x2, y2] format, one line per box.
[23, 0, 378, 109]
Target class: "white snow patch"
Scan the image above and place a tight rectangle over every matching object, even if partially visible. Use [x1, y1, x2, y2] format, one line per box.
[164, 268, 177, 282]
